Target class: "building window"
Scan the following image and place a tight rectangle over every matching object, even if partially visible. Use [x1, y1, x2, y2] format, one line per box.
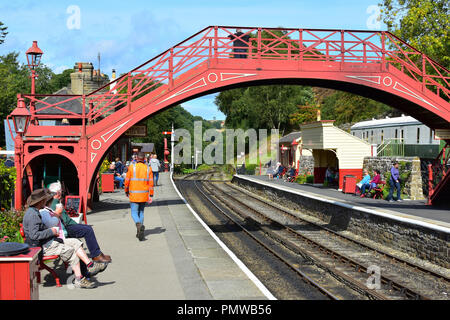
[395, 129, 398, 139]
[401, 129, 404, 140]
[417, 128, 420, 144]
[381, 130, 384, 143]
[371, 130, 373, 143]
[430, 129, 433, 144]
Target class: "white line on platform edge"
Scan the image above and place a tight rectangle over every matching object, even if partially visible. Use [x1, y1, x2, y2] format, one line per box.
[170, 172, 277, 300]
[237, 175, 450, 234]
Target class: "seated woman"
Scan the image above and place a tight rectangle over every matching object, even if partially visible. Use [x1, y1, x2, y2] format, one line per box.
[369, 170, 382, 191]
[356, 169, 371, 196]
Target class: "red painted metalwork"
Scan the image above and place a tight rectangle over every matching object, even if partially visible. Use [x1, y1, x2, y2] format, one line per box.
[9, 26, 450, 213]
[428, 142, 449, 205]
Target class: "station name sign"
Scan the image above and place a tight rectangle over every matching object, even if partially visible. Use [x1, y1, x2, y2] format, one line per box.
[124, 125, 147, 137]
[435, 129, 450, 140]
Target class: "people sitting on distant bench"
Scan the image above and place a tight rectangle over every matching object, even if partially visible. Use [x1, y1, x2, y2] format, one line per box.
[107, 163, 124, 189]
[267, 162, 280, 180]
[356, 169, 371, 196]
[23, 189, 107, 289]
[273, 163, 285, 179]
[284, 165, 296, 182]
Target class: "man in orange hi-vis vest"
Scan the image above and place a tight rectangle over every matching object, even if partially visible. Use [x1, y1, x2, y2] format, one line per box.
[124, 152, 154, 241]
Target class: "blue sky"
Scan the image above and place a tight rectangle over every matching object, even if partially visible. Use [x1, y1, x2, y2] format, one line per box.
[0, 0, 386, 120]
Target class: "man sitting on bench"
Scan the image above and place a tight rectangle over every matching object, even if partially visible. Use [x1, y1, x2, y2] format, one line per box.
[48, 181, 112, 263]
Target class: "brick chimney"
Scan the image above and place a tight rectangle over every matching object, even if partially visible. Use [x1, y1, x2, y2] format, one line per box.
[70, 62, 109, 95]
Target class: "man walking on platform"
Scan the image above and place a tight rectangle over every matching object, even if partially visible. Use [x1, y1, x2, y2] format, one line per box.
[124, 152, 154, 241]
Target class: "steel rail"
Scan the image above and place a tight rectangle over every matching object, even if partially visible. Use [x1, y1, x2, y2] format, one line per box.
[204, 181, 432, 300]
[225, 181, 450, 284]
[189, 179, 341, 300]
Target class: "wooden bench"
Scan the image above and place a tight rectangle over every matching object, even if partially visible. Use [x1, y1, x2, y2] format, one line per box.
[372, 181, 386, 199]
[19, 224, 67, 287]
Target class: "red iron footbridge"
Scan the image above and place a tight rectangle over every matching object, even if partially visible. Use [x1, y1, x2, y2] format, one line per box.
[7, 26, 450, 215]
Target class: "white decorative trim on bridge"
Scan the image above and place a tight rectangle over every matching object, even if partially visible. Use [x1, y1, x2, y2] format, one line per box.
[346, 75, 439, 111]
[90, 118, 132, 163]
[157, 72, 257, 105]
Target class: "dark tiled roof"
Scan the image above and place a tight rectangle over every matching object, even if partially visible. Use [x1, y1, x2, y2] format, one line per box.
[279, 131, 302, 144]
[132, 143, 155, 153]
[35, 87, 83, 115]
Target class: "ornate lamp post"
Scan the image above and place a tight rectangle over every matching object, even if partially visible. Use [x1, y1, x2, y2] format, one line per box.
[11, 96, 31, 134]
[25, 41, 43, 119]
[11, 95, 32, 210]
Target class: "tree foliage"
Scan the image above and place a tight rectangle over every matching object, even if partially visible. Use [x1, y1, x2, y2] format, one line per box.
[379, 0, 449, 69]
[289, 101, 320, 129]
[0, 52, 72, 146]
[0, 21, 7, 45]
[320, 90, 400, 125]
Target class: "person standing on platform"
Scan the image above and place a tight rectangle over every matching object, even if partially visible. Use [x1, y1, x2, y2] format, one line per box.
[386, 161, 402, 202]
[124, 152, 154, 241]
[150, 154, 161, 186]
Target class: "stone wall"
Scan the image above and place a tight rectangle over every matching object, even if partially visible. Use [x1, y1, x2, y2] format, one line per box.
[363, 156, 424, 200]
[233, 176, 449, 269]
[297, 155, 314, 176]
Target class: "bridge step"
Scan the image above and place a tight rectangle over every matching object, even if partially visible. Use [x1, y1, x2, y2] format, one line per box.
[430, 171, 450, 205]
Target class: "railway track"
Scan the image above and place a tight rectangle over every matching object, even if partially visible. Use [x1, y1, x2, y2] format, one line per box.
[179, 169, 226, 182]
[177, 179, 365, 300]
[206, 181, 450, 300]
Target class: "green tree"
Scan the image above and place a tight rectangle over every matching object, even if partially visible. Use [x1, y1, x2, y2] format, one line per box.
[0, 52, 67, 146]
[49, 68, 73, 90]
[320, 90, 399, 125]
[0, 21, 7, 45]
[215, 85, 314, 134]
[379, 0, 449, 69]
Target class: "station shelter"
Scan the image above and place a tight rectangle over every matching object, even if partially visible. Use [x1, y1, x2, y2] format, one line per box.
[300, 120, 373, 190]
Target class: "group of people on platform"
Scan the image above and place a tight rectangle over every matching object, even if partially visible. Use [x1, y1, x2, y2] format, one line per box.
[266, 160, 403, 202]
[266, 161, 297, 182]
[107, 153, 162, 189]
[355, 161, 402, 202]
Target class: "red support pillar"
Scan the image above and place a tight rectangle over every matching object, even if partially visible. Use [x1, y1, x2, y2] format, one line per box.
[163, 138, 169, 172]
[427, 163, 433, 205]
[14, 135, 24, 211]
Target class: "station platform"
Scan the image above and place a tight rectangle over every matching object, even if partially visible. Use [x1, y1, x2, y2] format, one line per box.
[235, 175, 450, 232]
[38, 172, 270, 300]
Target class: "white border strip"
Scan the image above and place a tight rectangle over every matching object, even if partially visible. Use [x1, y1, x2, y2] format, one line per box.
[170, 172, 277, 300]
[236, 175, 450, 234]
